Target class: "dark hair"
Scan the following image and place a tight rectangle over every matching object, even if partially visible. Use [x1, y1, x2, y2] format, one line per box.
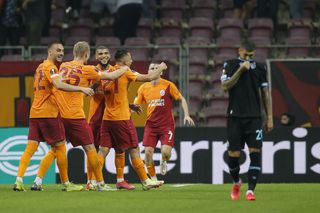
[95, 46, 109, 52]
[114, 49, 129, 61]
[280, 113, 295, 126]
[240, 40, 256, 52]
[48, 42, 63, 50]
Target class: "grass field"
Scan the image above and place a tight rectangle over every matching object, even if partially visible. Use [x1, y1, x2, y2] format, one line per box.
[0, 184, 319, 213]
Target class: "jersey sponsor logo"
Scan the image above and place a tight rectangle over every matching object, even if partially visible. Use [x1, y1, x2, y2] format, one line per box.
[250, 62, 256, 69]
[160, 89, 165, 96]
[148, 99, 165, 107]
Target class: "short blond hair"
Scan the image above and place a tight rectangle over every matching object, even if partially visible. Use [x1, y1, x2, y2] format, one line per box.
[73, 41, 90, 57]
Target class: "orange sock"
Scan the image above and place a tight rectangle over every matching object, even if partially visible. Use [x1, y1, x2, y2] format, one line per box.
[37, 149, 55, 178]
[86, 158, 93, 181]
[147, 163, 156, 177]
[131, 158, 148, 182]
[86, 149, 103, 182]
[17, 141, 39, 177]
[115, 152, 125, 180]
[55, 143, 69, 183]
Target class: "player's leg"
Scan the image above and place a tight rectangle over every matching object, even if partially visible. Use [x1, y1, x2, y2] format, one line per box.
[31, 148, 55, 191]
[159, 127, 175, 176]
[227, 117, 244, 200]
[114, 149, 135, 190]
[87, 122, 101, 188]
[14, 140, 39, 191]
[14, 119, 42, 191]
[143, 125, 158, 180]
[244, 118, 263, 201]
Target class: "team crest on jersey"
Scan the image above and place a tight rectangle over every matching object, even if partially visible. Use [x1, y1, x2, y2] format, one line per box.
[250, 62, 256, 69]
[160, 89, 165, 96]
[50, 68, 57, 75]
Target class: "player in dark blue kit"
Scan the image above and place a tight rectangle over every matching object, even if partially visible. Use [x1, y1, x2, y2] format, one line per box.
[221, 41, 273, 201]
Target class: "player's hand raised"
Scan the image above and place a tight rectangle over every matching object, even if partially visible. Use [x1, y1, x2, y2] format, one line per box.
[184, 116, 195, 126]
[81, 87, 95, 96]
[241, 61, 250, 71]
[159, 62, 167, 70]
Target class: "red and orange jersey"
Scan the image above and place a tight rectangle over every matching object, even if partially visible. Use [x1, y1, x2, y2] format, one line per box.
[102, 64, 138, 120]
[54, 60, 101, 119]
[30, 60, 60, 118]
[134, 78, 182, 127]
[87, 64, 115, 123]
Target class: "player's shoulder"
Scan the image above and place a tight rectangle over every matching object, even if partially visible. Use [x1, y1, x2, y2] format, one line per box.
[161, 78, 175, 87]
[42, 60, 58, 71]
[139, 82, 150, 90]
[254, 62, 267, 72]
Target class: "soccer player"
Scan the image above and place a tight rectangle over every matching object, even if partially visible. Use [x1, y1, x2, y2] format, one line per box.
[134, 62, 195, 182]
[86, 46, 136, 190]
[98, 49, 167, 190]
[220, 41, 273, 201]
[13, 42, 94, 192]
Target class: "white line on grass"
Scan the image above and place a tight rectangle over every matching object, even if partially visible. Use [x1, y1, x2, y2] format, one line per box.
[171, 184, 197, 188]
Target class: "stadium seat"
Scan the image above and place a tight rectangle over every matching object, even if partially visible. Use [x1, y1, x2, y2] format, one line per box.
[160, 0, 186, 19]
[248, 18, 274, 43]
[288, 19, 312, 40]
[189, 17, 214, 39]
[192, 0, 217, 18]
[124, 37, 151, 61]
[189, 81, 203, 99]
[69, 18, 93, 37]
[189, 65, 207, 75]
[95, 36, 121, 46]
[219, 0, 234, 18]
[217, 18, 243, 42]
[159, 18, 183, 38]
[286, 37, 311, 58]
[64, 36, 91, 46]
[40, 37, 60, 45]
[137, 18, 153, 39]
[154, 36, 181, 61]
[98, 26, 114, 37]
[49, 26, 61, 37]
[206, 116, 227, 127]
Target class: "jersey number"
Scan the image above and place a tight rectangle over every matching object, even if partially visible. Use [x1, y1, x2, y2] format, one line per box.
[168, 130, 173, 140]
[60, 67, 82, 86]
[36, 70, 45, 91]
[256, 129, 263, 140]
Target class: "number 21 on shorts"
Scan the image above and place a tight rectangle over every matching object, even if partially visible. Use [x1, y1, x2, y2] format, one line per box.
[255, 129, 263, 140]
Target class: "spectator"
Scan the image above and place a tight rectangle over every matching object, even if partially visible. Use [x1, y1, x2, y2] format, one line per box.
[289, 0, 303, 19]
[90, 0, 116, 26]
[22, 0, 47, 45]
[114, 0, 143, 44]
[0, 0, 23, 46]
[256, 0, 279, 26]
[233, 0, 255, 21]
[66, 0, 82, 20]
[280, 113, 295, 126]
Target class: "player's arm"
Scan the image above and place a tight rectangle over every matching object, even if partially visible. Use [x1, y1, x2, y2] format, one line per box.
[100, 66, 129, 80]
[129, 104, 142, 114]
[136, 62, 167, 82]
[180, 96, 195, 126]
[261, 86, 273, 132]
[221, 61, 250, 91]
[52, 78, 94, 96]
[131, 87, 144, 115]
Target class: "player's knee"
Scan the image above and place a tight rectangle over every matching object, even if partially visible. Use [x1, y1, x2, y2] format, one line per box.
[162, 151, 171, 160]
[249, 152, 261, 167]
[228, 151, 241, 157]
[249, 148, 260, 153]
[129, 147, 140, 159]
[99, 147, 110, 157]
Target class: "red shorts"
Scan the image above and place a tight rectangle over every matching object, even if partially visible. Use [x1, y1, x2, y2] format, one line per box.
[100, 119, 138, 150]
[89, 121, 102, 148]
[62, 118, 94, 147]
[28, 118, 65, 145]
[142, 124, 175, 148]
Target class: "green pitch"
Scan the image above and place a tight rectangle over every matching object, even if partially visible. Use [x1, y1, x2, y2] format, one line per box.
[0, 184, 319, 213]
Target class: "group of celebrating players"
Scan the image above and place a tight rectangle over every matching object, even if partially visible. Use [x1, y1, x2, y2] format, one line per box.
[13, 39, 273, 202]
[13, 41, 194, 192]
